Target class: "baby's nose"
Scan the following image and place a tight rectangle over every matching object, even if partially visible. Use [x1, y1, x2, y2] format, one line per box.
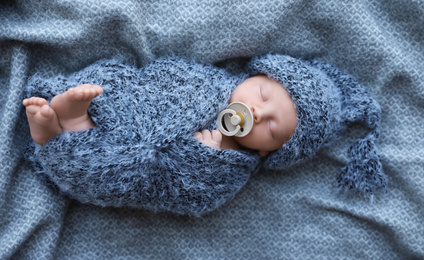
[251, 106, 267, 123]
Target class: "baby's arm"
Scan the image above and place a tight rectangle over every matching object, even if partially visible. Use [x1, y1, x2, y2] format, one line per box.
[194, 129, 241, 150]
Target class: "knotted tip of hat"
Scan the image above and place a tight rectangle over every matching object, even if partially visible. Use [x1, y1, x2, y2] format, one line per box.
[337, 130, 387, 198]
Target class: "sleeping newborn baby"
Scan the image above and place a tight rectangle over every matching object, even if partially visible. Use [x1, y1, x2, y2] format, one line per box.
[23, 54, 387, 216]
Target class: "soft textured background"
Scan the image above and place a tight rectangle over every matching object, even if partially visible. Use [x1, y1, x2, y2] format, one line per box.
[1, 0, 423, 259]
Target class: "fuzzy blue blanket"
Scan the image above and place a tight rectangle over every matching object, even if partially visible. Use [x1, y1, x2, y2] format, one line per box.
[1, 1, 423, 259]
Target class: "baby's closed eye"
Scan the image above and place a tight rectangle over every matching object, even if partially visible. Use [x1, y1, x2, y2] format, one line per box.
[260, 85, 270, 102]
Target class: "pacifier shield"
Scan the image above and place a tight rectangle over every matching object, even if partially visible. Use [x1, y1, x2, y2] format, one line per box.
[217, 102, 254, 137]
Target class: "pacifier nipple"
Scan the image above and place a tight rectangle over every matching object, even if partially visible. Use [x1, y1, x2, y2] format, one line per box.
[217, 102, 254, 137]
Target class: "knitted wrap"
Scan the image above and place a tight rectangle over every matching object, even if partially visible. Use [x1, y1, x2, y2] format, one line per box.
[25, 55, 387, 216]
[248, 54, 387, 196]
[25, 58, 260, 216]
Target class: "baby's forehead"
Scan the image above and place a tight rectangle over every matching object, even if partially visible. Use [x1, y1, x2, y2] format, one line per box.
[246, 74, 272, 83]
[248, 75, 286, 88]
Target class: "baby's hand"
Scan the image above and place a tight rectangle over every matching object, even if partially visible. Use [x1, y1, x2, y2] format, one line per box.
[194, 130, 223, 150]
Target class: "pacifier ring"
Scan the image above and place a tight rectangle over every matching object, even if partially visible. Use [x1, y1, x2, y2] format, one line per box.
[217, 102, 254, 137]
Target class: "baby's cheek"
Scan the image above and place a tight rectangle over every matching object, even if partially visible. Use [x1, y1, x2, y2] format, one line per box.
[234, 130, 262, 150]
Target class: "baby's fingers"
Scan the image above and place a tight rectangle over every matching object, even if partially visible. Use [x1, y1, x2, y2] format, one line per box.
[194, 129, 212, 141]
[211, 130, 222, 144]
[193, 129, 223, 150]
[202, 129, 212, 140]
[194, 132, 203, 141]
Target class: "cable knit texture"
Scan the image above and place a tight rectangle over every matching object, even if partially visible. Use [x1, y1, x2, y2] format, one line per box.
[25, 57, 260, 216]
[248, 54, 386, 196]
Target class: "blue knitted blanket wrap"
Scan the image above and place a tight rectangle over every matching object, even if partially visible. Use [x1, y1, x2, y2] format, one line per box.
[25, 54, 386, 215]
[25, 57, 260, 216]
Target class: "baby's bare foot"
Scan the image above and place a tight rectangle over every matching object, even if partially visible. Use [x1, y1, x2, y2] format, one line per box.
[23, 97, 62, 145]
[50, 84, 103, 132]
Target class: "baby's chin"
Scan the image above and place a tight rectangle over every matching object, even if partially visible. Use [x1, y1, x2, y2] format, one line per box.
[258, 150, 270, 157]
[232, 138, 272, 157]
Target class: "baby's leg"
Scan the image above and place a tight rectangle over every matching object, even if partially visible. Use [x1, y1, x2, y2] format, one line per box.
[50, 84, 103, 132]
[23, 97, 62, 145]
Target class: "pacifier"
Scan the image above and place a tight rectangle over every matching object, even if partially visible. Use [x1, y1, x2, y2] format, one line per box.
[217, 102, 254, 137]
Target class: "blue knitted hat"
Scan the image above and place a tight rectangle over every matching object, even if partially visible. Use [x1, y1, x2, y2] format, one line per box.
[247, 54, 387, 196]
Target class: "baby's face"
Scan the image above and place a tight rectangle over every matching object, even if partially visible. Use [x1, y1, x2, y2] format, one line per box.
[229, 75, 298, 156]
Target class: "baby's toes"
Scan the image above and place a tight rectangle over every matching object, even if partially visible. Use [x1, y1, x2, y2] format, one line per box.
[79, 88, 92, 101]
[92, 84, 104, 94]
[25, 104, 40, 116]
[77, 84, 103, 100]
[68, 86, 90, 101]
[23, 97, 48, 107]
[84, 84, 103, 98]
[24, 98, 49, 116]
[39, 104, 55, 120]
